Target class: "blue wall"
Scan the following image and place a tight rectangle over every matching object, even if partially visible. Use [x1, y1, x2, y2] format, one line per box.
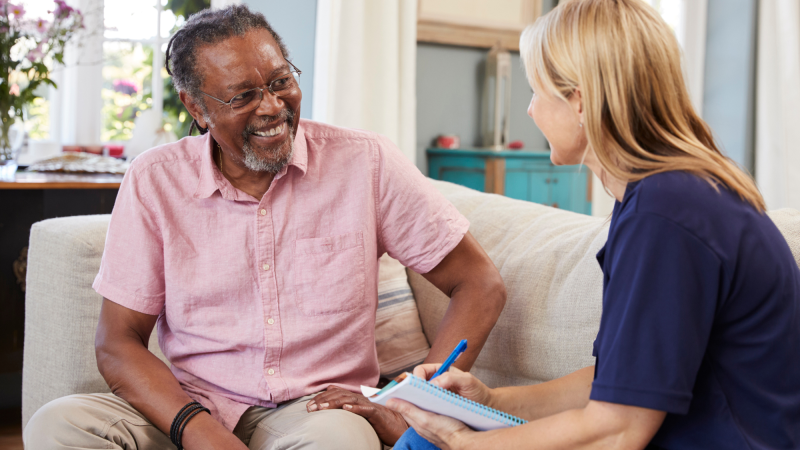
[416, 44, 548, 174]
[245, 0, 317, 119]
[702, 0, 758, 171]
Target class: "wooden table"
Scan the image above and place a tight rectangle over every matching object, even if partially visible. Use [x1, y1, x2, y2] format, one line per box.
[0, 171, 123, 413]
[0, 171, 124, 189]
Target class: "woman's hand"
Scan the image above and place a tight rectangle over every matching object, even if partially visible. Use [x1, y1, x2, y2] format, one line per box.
[306, 386, 408, 445]
[413, 364, 494, 408]
[387, 398, 477, 450]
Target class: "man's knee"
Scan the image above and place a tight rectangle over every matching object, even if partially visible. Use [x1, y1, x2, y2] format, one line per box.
[25, 395, 90, 446]
[303, 409, 381, 450]
[24, 393, 149, 449]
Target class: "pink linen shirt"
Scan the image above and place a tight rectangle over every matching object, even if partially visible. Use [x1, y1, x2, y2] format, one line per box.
[92, 119, 469, 430]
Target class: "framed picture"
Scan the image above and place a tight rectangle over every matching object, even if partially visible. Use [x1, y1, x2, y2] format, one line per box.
[417, 0, 543, 51]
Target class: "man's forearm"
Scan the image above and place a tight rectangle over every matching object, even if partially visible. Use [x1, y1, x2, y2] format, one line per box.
[95, 299, 247, 450]
[423, 276, 506, 371]
[420, 232, 507, 371]
[96, 338, 247, 450]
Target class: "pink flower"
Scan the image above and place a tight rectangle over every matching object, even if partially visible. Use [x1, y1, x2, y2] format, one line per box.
[35, 18, 49, 34]
[53, 0, 73, 19]
[113, 79, 139, 96]
[8, 2, 25, 19]
[9, 84, 20, 96]
[27, 43, 44, 61]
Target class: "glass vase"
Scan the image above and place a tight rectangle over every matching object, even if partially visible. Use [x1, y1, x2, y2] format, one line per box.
[0, 120, 25, 181]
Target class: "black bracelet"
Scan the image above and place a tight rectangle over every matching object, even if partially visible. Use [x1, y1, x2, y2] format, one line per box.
[170, 401, 203, 447]
[176, 407, 210, 450]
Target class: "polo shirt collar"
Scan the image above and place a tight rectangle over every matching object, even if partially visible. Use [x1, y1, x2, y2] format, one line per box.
[193, 119, 309, 200]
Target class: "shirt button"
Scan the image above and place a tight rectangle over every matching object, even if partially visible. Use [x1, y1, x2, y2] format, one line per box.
[262, 263, 270, 271]
[267, 368, 275, 375]
[260, 209, 266, 215]
[267, 318, 275, 325]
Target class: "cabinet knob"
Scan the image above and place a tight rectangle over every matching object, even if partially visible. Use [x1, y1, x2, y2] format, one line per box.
[552, 202, 559, 208]
[545, 178, 551, 184]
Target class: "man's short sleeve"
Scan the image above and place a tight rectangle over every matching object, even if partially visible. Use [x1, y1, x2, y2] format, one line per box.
[374, 135, 469, 274]
[92, 164, 166, 315]
[590, 212, 721, 414]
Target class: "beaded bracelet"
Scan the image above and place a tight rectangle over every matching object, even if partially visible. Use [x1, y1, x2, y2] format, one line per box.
[170, 401, 210, 449]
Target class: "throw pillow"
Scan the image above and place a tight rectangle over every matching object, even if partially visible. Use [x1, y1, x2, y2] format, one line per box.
[375, 254, 431, 378]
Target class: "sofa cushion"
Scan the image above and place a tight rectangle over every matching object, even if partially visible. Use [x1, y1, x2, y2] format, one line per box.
[409, 179, 609, 388]
[768, 208, 800, 267]
[376, 254, 430, 378]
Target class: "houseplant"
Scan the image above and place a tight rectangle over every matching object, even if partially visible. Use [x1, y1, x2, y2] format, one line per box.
[0, 0, 83, 163]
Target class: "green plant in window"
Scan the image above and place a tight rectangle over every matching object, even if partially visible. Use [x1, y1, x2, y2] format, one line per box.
[163, 0, 209, 137]
[101, 43, 152, 141]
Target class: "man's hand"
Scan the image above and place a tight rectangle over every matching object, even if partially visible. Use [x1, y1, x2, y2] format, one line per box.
[306, 386, 409, 445]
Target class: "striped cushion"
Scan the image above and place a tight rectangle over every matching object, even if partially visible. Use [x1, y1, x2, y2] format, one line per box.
[375, 254, 431, 377]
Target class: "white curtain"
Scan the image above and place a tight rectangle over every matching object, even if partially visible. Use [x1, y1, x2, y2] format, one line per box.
[755, 0, 800, 211]
[313, 0, 417, 164]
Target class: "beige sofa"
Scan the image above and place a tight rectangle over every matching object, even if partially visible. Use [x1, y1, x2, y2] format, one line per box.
[22, 179, 800, 431]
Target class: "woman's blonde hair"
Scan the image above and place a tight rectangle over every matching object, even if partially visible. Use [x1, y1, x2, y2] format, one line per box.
[520, 0, 765, 211]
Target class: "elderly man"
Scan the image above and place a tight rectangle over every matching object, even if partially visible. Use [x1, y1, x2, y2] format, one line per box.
[24, 5, 505, 450]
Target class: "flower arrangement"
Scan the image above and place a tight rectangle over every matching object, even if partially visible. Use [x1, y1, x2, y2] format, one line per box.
[0, 0, 83, 159]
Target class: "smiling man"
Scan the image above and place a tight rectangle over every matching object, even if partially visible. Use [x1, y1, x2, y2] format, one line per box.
[23, 5, 506, 450]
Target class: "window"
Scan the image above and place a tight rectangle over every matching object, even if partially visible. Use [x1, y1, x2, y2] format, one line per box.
[27, 0, 205, 148]
[102, 0, 178, 142]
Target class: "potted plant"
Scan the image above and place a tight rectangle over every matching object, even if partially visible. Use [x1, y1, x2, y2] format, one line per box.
[0, 0, 83, 167]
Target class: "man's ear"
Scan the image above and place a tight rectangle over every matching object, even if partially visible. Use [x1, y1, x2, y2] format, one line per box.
[179, 91, 208, 129]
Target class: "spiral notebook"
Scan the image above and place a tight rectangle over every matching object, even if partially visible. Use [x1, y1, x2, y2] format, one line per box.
[365, 373, 527, 431]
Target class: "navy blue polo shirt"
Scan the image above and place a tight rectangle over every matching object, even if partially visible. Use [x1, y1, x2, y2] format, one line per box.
[591, 171, 800, 449]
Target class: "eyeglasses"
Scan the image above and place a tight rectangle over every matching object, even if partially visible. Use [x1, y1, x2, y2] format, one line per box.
[200, 59, 302, 115]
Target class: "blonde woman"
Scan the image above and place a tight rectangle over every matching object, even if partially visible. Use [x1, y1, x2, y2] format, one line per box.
[388, 0, 800, 448]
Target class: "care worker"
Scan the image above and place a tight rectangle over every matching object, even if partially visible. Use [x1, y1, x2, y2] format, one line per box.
[388, 0, 800, 448]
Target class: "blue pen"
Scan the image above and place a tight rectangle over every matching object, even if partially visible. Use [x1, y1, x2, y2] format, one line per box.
[429, 339, 468, 381]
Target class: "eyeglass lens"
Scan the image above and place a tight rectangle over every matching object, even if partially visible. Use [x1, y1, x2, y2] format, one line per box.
[229, 72, 300, 112]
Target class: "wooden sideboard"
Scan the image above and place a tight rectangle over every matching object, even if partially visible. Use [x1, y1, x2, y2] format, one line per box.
[427, 148, 592, 214]
[0, 171, 123, 413]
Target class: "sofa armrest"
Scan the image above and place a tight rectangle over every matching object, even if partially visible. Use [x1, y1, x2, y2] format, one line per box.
[22, 215, 167, 429]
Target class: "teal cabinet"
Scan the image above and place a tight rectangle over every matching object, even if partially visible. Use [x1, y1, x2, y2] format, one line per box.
[427, 148, 592, 214]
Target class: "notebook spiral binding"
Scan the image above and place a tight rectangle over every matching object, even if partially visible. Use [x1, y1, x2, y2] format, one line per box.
[409, 375, 527, 427]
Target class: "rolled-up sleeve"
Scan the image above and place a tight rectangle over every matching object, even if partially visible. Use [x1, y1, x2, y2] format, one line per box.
[92, 162, 166, 315]
[373, 135, 469, 274]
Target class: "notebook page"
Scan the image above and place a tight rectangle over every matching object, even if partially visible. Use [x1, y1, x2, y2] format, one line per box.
[368, 374, 516, 431]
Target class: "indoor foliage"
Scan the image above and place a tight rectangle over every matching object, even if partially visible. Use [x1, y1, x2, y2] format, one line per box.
[0, 0, 83, 158]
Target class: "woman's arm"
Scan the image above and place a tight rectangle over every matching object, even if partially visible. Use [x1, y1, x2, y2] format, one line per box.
[389, 398, 666, 450]
[412, 364, 594, 422]
[489, 366, 594, 420]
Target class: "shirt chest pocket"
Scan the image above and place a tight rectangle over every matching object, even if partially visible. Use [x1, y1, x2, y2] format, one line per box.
[293, 232, 365, 316]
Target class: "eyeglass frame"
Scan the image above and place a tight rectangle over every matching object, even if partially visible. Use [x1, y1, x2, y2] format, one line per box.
[199, 59, 302, 113]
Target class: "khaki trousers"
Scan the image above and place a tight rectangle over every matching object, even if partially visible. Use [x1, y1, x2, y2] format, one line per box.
[24, 393, 383, 450]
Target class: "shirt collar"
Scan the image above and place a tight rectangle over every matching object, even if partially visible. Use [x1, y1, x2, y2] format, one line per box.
[193, 119, 308, 200]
